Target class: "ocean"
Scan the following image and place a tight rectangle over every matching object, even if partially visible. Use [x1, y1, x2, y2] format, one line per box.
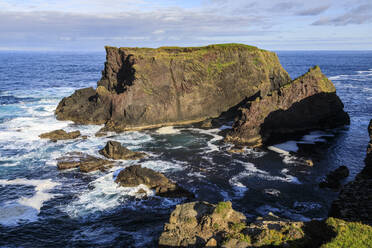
[0, 50, 371, 247]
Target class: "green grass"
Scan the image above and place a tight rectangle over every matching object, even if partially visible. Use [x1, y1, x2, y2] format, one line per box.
[215, 201, 232, 214]
[105, 43, 260, 52]
[321, 218, 372, 248]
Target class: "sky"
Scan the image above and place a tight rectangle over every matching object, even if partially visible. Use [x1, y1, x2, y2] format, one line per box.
[0, 0, 371, 51]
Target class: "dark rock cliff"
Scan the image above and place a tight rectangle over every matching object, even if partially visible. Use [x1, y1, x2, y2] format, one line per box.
[55, 44, 290, 130]
[225, 66, 350, 147]
[329, 120, 372, 225]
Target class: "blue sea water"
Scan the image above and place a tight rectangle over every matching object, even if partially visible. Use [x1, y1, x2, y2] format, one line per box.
[0, 50, 371, 247]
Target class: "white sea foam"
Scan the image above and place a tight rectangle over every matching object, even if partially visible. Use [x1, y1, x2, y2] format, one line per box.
[230, 160, 301, 191]
[187, 171, 206, 178]
[0, 178, 60, 226]
[270, 130, 332, 165]
[65, 168, 184, 218]
[140, 160, 186, 173]
[185, 128, 224, 153]
[156, 126, 180, 134]
[65, 172, 155, 218]
[263, 188, 281, 197]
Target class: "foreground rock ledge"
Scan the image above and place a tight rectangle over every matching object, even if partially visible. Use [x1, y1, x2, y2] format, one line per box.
[99, 140, 146, 160]
[115, 165, 194, 198]
[226, 66, 349, 147]
[55, 44, 290, 130]
[159, 201, 372, 248]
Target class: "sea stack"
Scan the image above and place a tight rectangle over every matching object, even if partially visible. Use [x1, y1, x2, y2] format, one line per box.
[55, 44, 290, 130]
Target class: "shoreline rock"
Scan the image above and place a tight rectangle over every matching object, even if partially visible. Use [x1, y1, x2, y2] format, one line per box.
[329, 119, 372, 225]
[39, 129, 81, 141]
[225, 66, 350, 147]
[319, 165, 349, 190]
[159, 201, 372, 247]
[99, 140, 146, 160]
[115, 165, 194, 198]
[57, 152, 114, 172]
[55, 44, 290, 130]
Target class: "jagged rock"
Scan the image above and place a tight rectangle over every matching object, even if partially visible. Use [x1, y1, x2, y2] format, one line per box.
[319, 166, 349, 190]
[115, 165, 193, 198]
[223, 213, 306, 248]
[225, 66, 349, 147]
[39, 129, 81, 141]
[57, 152, 114, 172]
[56, 44, 290, 131]
[201, 119, 213, 128]
[158, 201, 247, 247]
[330, 119, 372, 225]
[99, 140, 146, 160]
[159, 201, 372, 247]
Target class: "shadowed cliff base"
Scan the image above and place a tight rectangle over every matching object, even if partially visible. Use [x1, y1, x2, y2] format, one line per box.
[225, 66, 349, 147]
[329, 120, 372, 226]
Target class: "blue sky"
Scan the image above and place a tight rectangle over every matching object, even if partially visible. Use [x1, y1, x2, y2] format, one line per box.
[0, 0, 371, 51]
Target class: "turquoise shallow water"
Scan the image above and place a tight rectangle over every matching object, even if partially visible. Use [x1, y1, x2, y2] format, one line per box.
[0, 51, 371, 247]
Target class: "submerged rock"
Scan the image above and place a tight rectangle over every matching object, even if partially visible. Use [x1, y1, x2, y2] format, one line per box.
[226, 66, 349, 147]
[330, 120, 372, 225]
[99, 140, 146, 160]
[319, 166, 349, 190]
[39, 129, 81, 141]
[115, 165, 193, 198]
[57, 152, 114, 172]
[56, 44, 290, 130]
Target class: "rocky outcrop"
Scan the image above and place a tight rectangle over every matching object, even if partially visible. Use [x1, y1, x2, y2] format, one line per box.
[330, 120, 372, 225]
[225, 66, 349, 147]
[319, 166, 349, 190]
[159, 201, 372, 247]
[56, 44, 290, 130]
[158, 201, 247, 247]
[99, 140, 146, 160]
[115, 165, 193, 198]
[39, 129, 81, 141]
[57, 152, 114, 172]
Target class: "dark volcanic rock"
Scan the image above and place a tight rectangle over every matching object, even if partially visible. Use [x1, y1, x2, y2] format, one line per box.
[56, 44, 290, 131]
[115, 165, 193, 198]
[57, 152, 114, 172]
[226, 66, 349, 147]
[39, 129, 81, 141]
[329, 120, 372, 225]
[319, 166, 349, 190]
[99, 140, 146, 160]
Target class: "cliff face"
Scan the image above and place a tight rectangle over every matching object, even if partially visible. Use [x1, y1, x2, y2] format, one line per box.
[55, 44, 290, 129]
[329, 120, 372, 225]
[225, 66, 350, 147]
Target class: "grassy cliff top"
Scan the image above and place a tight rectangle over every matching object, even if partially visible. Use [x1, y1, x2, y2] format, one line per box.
[105, 43, 262, 53]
